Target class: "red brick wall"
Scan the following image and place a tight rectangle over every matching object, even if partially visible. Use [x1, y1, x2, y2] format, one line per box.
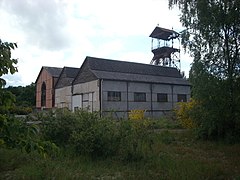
[36, 69, 55, 109]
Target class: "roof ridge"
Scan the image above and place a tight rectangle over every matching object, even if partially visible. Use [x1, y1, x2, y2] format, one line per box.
[86, 56, 182, 78]
[86, 56, 178, 70]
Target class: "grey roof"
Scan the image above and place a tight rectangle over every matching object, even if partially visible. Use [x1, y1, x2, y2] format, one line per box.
[92, 70, 189, 85]
[55, 67, 79, 89]
[35, 66, 62, 84]
[86, 56, 182, 78]
[73, 56, 190, 86]
[43, 66, 63, 77]
[149, 26, 179, 40]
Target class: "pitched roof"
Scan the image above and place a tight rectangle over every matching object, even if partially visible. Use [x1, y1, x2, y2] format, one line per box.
[149, 26, 179, 40]
[43, 66, 63, 77]
[73, 56, 189, 86]
[55, 67, 79, 89]
[86, 56, 182, 78]
[35, 66, 62, 83]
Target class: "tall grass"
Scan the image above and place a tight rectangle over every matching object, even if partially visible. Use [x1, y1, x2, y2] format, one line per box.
[1, 109, 240, 179]
[1, 131, 240, 179]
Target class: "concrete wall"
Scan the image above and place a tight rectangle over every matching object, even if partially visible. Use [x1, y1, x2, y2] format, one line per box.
[36, 69, 55, 109]
[102, 80, 190, 118]
[72, 80, 100, 112]
[55, 86, 72, 110]
[68, 79, 190, 118]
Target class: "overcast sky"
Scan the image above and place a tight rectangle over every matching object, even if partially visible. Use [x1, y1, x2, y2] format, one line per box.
[0, 0, 192, 87]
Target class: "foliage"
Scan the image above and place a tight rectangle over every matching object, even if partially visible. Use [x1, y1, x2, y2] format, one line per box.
[39, 109, 153, 160]
[9, 106, 33, 115]
[1, 129, 240, 179]
[0, 39, 57, 157]
[71, 117, 119, 158]
[169, 0, 240, 141]
[0, 88, 15, 114]
[157, 130, 176, 144]
[0, 39, 18, 88]
[0, 114, 58, 157]
[128, 109, 146, 120]
[0, 83, 36, 115]
[146, 117, 181, 130]
[175, 100, 197, 129]
[6, 83, 36, 107]
[0, 39, 18, 113]
[39, 108, 77, 146]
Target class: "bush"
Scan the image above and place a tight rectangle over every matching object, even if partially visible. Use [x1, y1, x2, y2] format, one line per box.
[0, 114, 58, 157]
[71, 118, 119, 158]
[10, 106, 33, 115]
[175, 99, 197, 129]
[40, 108, 78, 146]
[117, 119, 153, 161]
[39, 109, 153, 160]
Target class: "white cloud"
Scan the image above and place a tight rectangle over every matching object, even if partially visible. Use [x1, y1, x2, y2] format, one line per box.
[0, 0, 192, 86]
[1, 0, 70, 50]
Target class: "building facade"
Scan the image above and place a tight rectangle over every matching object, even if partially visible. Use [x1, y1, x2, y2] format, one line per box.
[71, 56, 190, 118]
[36, 56, 190, 118]
[35, 66, 62, 109]
[55, 67, 79, 109]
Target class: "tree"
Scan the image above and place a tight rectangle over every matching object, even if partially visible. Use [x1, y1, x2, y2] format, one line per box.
[0, 39, 18, 109]
[169, 0, 240, 140]
[0, 39, 58, 155]
[6, 83, 36, 107]
[0, 39, 18, 87]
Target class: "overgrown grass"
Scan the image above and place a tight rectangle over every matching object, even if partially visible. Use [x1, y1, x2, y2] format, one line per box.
[1, 128, 240, 179]
[149, 117, 182, 130]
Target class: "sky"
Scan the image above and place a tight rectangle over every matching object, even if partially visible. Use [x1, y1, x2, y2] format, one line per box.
[0, 0, 192, 87]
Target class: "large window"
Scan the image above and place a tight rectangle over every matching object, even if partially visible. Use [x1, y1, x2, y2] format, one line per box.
[108, 91, 121, 101]
[134, 92, 146, 102]
[157, 93, 168, 102]
[41, 82, 46, 106]
[177, 94, 187, 102]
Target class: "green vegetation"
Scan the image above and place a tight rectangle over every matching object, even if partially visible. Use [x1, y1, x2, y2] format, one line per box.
[0, 39, 57, 159]
[169, 0, 240, 141]
[1, 114, 240, 179]
[0, 39, 18, 88]
[6, 83, 36, 107]
[0, 38, 35, 115]
[1, 1, 240, 177]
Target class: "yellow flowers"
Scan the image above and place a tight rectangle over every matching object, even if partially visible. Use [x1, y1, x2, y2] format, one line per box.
[128, 110, 146, 120]
[175, 99, 197, 129]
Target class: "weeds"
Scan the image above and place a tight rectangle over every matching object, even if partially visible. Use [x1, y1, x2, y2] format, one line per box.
[1, 109, 240, 179]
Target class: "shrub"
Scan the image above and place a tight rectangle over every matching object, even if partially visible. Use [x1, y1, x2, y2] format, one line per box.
[71, 118, 119, 158]
[158, 130, 175, 144]
[9, 106, 33, 115]
[39, 109, 154, 160]
[175, 99, 197, 129]
[128, 110, 146, 120]
[117, 119, 153, 161]
[0, 114, 58, 157]
[40, 108, 78, 146]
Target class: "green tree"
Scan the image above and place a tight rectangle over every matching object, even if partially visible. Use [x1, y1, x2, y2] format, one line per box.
[6, 83, 36, 107]
[0, 39, 18, 87]
[0, 39, 58, 155]
[169, 0, 240, 140]
[0, 39, 18, 110]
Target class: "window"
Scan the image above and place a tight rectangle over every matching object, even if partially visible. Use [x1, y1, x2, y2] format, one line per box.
[41, 82, 46, 106]
[177, 94, 187, 102]
[108, 91, 121, 101]
[134, 92, 146, 102]
[83, 93, 89, 102]
[157, 93, 168, 102]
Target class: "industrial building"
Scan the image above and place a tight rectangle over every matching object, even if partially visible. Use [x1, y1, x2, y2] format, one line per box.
[35, 26, 190, 118]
